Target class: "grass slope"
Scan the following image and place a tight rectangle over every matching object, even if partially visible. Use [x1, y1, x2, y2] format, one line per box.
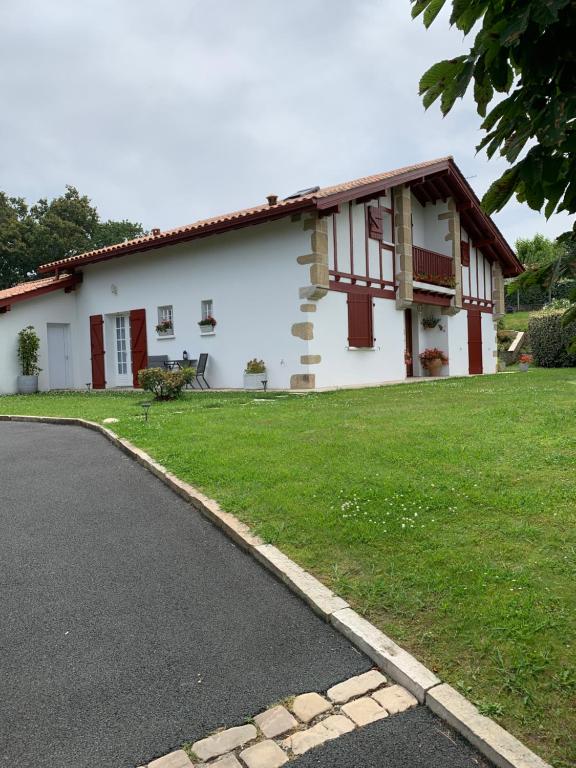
[1, 370, 575, 766]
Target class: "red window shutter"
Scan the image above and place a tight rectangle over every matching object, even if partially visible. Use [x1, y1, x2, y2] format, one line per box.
[347, 292, 373, 347]
[89, 314, 106, 389]
[367, 206, 383, 240]
[129, 308, 148, 387]
[461, 240, 470, 267]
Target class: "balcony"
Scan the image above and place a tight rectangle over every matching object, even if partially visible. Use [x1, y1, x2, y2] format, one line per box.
[412, 246, 455, 289]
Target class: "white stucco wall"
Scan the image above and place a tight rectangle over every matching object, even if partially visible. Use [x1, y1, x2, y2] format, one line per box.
[311, 290, 406, 388]
[73, 218, 310, 390]
[0, 291, 77, 394]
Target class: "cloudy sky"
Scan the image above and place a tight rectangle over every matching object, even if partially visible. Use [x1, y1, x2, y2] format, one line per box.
[1, 0, 571, 247]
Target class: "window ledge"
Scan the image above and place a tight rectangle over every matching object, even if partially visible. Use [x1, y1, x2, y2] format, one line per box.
[347, 346, 377, 351]
[157, 334, 175, 340]
[200, 331, 216, 336]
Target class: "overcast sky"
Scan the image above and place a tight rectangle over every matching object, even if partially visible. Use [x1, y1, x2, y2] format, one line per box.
[1, 0, 572, 247]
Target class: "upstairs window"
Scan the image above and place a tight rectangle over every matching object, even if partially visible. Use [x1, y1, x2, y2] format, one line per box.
[461, 240, 470, 267]
[347, 292, 374, 348]
[201, 299, 213, 320]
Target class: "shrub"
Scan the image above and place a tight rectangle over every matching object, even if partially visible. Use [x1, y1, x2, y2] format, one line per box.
[528, 309, 576, 368]
[138, 367, 195, 400]
[245, 358, 266, 374]
[17, 326, 41, 376]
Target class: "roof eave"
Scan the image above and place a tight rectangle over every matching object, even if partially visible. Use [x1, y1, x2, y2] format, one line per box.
[0, 274, 81, 311]
[38, 198, 317, 274]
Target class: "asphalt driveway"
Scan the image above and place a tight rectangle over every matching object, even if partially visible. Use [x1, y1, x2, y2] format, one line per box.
[0, 422, 488, 768]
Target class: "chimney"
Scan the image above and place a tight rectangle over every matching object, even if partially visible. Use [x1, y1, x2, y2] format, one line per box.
[266, 194, 278, 207]
[151, 227, 161, 236]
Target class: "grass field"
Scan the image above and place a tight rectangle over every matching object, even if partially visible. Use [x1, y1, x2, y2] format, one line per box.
[1, 369, 575, 766]
[500, 310, 532, 332]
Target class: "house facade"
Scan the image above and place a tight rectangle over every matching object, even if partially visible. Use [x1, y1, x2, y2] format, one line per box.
[0, 157, 522, 394]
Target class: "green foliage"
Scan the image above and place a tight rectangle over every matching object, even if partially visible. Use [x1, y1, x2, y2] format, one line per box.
[412, 0, 576, 223]
[137, 367, 195, 400]
[245, 358, 266, 374]
[0, 186, 146, 290]
[17, 325, 41, 376]
[528, 309, 576, 368]
[1, 370, 575, 764]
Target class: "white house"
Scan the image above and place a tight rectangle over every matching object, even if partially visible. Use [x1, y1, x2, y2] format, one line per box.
[0, 157, 522, 393]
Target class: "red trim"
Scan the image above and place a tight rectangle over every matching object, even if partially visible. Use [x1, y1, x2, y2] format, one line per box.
[330, 280, 395, 301]
[412, 290, 451, 307]
[332, 214, 338, 272]
[0, 274, 80, 310]
[349, 203, 354, 275]
[329, 270, 394, 288]
[404, 309, 414, 377]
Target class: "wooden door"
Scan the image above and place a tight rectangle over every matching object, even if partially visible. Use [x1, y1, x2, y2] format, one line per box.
[467, 310, 483, 374]
[404, 309, 413, 377]
[89, 315, 106, 389]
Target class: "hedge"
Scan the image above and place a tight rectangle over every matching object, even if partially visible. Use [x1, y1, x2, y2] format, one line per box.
[528, 309, 576, 368]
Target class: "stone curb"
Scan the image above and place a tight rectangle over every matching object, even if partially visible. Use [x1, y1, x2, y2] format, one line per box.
[0, 415, 552, 768]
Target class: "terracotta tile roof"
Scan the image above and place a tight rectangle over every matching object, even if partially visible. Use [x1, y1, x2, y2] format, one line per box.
[0, 275, 64, 301]
[0, 273, 80, 308]
[38, 157, 451, 274]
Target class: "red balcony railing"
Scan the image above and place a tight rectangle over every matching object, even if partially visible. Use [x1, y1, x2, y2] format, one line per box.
[412, 246, 455, 288]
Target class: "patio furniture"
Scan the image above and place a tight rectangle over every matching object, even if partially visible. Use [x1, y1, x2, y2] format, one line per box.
[191, 353, 210, 389]
[148, 355, 169, 369]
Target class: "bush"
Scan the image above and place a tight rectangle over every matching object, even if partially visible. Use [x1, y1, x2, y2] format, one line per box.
[138, 367, 195, 400]
[17, 326, 41, 376]
[528, 309, 576, 368]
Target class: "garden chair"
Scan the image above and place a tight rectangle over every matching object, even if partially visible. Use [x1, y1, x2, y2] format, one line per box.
[147, 355, 169, 369]
[191, 353, 210, 389]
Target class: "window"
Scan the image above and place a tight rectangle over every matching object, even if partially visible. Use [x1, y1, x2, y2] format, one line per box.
[201, 299, 213, 320]
[347, 292, 374, 348]
[367, 206, 383, 240]
[115, 316, 128, 374]
[157, 305, 174, 334]
[461, 241, 470, 267]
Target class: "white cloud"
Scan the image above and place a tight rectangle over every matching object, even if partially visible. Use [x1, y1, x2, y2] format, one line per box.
[0, 0, 572, 245]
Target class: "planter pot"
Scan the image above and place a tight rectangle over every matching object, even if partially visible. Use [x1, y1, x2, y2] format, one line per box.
[519, 362, 529, 372]
[199, 324, 215, 335]
[427, 359, 444, 377]
[17, 375, 39, 394]
[244, 372, 267, 390]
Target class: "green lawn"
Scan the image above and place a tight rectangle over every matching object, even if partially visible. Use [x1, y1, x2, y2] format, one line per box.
[500, 310, 532, 332]
[1, 370, 575, 767]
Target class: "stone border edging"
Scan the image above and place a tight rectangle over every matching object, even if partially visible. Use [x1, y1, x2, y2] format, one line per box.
[0, 414, 552, 768]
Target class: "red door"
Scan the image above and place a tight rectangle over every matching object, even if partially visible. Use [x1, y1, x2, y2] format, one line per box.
[404, 308, 414, 377]
[89, 314, 106, 389]
[129, 309, 148, 387]
[467, 310, 483, 374]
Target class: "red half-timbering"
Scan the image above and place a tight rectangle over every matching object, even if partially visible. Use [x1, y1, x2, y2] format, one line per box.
[129, 309, 148, 387]
[89, 314, 106, 389]
[467, 310, 483, 374]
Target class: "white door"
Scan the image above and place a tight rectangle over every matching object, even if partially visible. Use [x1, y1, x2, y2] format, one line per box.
[113, 314, 132, 386]
[47, 324, 73, 389]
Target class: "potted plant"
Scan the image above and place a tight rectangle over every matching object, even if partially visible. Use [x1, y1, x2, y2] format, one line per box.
[419, 347, 448, 377]
[244, 358, 267, 390]
[518, 353, 533, 372]
[155, 319, 173, 336]
[198, 316, 217, 334]
[17, 325, 41, 393]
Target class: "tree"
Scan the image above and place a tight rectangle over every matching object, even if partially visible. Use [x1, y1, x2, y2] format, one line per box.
[0, 186, 146, 290]
[411, 0, 576, 339]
